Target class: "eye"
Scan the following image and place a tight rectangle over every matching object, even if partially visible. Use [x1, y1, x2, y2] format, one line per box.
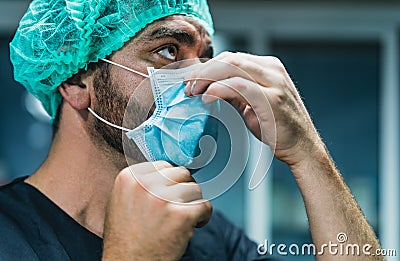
[157, 45, 178, 61]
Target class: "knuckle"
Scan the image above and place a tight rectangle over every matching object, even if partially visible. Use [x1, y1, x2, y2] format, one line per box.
[270, 87, 287, 106]
[219, 51, 233, 59]
[268, 55, 281, 64]
[268, 56, 286, 72]
[273, 73, 287, 88]
[155, 160, 172, 169]
[194, 183, 203, 196]
[178, 167, 191, 177]
[114, 168, 143, 195]
[205, 203, 213, 221]
[204, 200, 213, 213]
[230, 77, 248, 92]
[230, 60, 240, 68]
[136, 174, 154, 190]
[226, 56, 240, 67]
[172, 167, 192, 183]
[189, 182, 203, 198]
[219, 52, 240, 66]
[115, 168, 134, 186]
[252, 64, 265, 77]
[197, 199, 211, 212]
[160, 160, 171, 166]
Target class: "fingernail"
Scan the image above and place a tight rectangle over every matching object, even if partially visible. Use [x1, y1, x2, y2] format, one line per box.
[184, 81, 192, 95]
[191, 80, 197, 94]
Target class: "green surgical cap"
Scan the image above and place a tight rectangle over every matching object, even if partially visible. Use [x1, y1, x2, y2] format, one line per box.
[10, 0, 214, 122]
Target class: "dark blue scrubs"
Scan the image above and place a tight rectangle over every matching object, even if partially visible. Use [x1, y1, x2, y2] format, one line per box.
[0, 177, 273, 261]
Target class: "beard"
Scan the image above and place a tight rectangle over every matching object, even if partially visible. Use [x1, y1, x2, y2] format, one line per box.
[89, 62, 151, 167]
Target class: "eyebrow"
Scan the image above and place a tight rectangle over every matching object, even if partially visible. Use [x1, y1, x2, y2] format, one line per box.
[145, 27, 196, 46]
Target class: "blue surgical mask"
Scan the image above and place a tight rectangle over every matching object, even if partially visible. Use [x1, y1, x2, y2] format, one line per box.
[88, 59, 219, 169]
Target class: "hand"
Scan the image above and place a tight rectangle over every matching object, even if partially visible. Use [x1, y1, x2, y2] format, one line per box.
[184, 53, 384, 261]
[185, 52, 324, 168]
[102, 161, 212, 261]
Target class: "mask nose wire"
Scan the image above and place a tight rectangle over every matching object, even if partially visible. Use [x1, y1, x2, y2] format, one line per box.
[100, 58, 150, 79]
[87, 107, 131, 132]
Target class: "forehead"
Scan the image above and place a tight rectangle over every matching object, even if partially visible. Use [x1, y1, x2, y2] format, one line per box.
[133, 15, 211, 44]
[110, 15, 212, 63]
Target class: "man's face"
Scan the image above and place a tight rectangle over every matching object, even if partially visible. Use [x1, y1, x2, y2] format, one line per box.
[88, 15, 214, 165]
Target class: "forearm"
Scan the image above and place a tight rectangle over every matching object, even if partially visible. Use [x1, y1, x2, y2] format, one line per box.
[290, 143, 383, 260]
[186, 52, 385, 259]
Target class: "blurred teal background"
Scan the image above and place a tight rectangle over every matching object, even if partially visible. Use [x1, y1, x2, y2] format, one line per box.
[0, 1, 399, 260]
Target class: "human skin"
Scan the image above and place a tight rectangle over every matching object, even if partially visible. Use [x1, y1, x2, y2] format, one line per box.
[185, 52, 384, 260]
[25, 14, 383, 261]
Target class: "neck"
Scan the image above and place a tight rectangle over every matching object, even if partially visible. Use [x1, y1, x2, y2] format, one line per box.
[25, 107, 128, 237]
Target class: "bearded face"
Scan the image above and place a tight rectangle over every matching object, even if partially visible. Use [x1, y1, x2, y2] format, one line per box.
[84, 16, 213, 168]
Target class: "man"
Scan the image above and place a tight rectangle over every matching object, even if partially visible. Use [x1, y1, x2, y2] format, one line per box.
[0, 0, 382, 260]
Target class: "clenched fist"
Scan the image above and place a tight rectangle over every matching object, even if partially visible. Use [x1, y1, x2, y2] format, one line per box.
[102, 161, 212, 261]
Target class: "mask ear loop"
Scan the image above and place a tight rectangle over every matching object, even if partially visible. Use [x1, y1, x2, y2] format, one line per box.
[88, 59, 151, 132]
[88, 107, 131, 132]
[100, 58, 150, 79]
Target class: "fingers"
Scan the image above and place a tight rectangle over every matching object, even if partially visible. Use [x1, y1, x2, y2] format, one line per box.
[126, 161, 192, 182]
[158, 166, 195, 185]
[170, 199, 213, 228]
[159, 182, 203, 203]
[184, 58, 253, 96]
[185, 52, 287, 97]
[127, 160, 173, 176]
[191, 200, 213, 228]
[123, 161, 205, 205]
[106, 163, 213, 260]
[132, 162, 212, 226]
[203, 77, 270, 114]
[130, 162, 194, 188]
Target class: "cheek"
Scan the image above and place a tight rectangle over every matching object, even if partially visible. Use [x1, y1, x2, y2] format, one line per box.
[119, 76, 155, 127]
[111, 68, 153, 104]
[126, 77, 154, 111]
[109, 67, 156, 124]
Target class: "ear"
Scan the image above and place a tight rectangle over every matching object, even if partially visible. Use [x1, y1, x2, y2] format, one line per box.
[59, 78, 90, 110]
